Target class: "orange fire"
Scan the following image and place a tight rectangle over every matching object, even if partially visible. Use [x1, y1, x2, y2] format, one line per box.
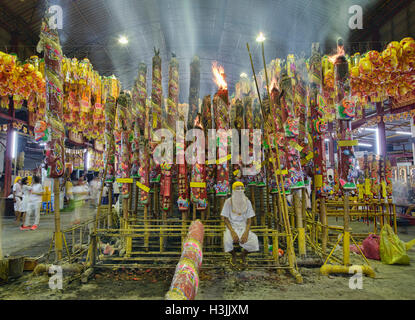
[270, 77, 279, 91]
[212, 61, 227, 90]
[328, 45, 345, 64]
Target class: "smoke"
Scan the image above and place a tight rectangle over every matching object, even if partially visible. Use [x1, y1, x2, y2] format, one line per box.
[57, 0, 379, 102]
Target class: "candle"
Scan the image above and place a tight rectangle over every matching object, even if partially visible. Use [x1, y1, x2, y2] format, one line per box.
[333, 38, 357, 190]
[213, 64, 230, 196]
[161, 56, 179, 212]
[188, 56, 200, 130]
[150, 49, 162, 185]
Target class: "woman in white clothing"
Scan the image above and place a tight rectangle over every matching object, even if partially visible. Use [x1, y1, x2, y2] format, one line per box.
[89, 176, 101, 207]
[20, 176, 32, 227]
[12, 176, 23, 225]
[21, 176, 44, 231]
[72, 177, 89, 224]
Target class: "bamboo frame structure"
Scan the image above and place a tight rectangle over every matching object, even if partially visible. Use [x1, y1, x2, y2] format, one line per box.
[247, 41, 302, 283]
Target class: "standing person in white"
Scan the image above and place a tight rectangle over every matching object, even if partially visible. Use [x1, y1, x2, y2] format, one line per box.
[113, 182, 120, 205]
[20, 176, 32, 227]
[90, 176, 101, 207]
[21, 176, 43, 230]
[72, 177, 90, 224]
[13, 176, 23, 225]
[221, 181, 259, 266]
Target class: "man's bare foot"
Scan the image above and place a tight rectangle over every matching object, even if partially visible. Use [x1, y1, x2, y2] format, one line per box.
[229, 252, 237, 267]
[241, 250, 248, 265]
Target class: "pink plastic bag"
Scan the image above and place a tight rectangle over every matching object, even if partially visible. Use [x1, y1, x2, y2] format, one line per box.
[349, 234, 380, 260]
[362, 234, 380, 260]
[350, 244, 363, 254]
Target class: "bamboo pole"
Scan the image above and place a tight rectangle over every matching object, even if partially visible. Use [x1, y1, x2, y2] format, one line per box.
[272, 195, 279, 231]
[54, 178, 63, 261]
[134, 179, 139, 215]
[301, 187, 308, 232]
[392, 203, 398, 234]
[0, 199, 4, 260]
[247, 42, 301, 282]
[181, 210, 188, 244]
[311, 185, 317, 243]
[144, 206, 149, 250]
[93, 150, 110, 232]
[108, 184, 113, 227]
[213, 193, 217, 216]
[320, 196, 328, 253]
[123, 189, 132, 256]
[266, 159, 271, 227]
[250, 186, 256, 226]
[260, 188, 265, 226]
[385, 199, 391, 226]
[294, 189, 306, 257]
[260, 42, 298, 275]
[161, 211, 167, 252]
[206, 197, 211, 220]
[343, 191, 350, 266]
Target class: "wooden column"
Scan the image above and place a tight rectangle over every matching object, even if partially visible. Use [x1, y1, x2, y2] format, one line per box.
[411, 117, 415, 165]
[3, 98, 14, 198]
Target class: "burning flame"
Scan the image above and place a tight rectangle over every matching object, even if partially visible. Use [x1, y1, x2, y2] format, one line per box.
[270, 77, 279, 91]
[328, 45, 345, 64]
[212, 61, 227, 90]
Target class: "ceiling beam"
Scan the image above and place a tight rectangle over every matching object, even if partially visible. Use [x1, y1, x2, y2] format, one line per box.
[0, 2, 38, 47]
[349, 0, 411, 43]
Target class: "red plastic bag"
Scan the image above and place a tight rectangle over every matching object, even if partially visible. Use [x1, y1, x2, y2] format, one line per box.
[362, 234, 380, 260]
[350, 244, 363, 254]
[349, 234, 380, 260]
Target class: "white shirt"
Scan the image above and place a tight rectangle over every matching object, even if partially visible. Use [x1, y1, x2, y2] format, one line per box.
[102, 186, 108, 197]
[90, 180, 100, 191]
[13, 183, 23, 198]
[221, 198, 255, 229]
[73, 184, 89, 201]
[30, 183, 43, 203]
[22, 185, 31, 196]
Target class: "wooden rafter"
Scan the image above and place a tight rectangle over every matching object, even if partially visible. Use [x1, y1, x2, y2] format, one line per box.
[0, 2, 39, 47]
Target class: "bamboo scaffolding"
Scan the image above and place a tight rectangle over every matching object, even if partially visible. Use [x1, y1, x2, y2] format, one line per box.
[247, 42, 302, 283]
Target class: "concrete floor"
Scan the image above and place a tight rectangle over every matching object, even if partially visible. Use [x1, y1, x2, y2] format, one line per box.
[1, 202, 97, 258]
[1, 203, 415, 300]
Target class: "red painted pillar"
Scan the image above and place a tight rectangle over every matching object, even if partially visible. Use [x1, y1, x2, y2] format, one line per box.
[3, 98, 14, 197]
[3, 124, 13, 197]
[411, 116, 415, 165]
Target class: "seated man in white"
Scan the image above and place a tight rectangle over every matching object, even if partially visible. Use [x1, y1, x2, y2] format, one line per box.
[221, 181, 259, 266]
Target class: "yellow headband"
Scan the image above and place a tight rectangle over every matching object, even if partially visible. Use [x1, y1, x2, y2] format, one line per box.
[14, 176, 22, 184]
[27, 176, 32, 185]
[232, 181, 244, 190]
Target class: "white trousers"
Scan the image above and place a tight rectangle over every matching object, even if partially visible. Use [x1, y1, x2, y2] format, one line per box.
[25, 202, 41, 226]
[224, 226, 259, 253]
[14, 197, 22, 212]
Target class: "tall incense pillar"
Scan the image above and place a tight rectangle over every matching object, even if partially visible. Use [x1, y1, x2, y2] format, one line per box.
[213, 63, 230, 213]
[37, 10, 65, 260]
[334, 38, 356, 265]
[309, 43, 329, 252]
